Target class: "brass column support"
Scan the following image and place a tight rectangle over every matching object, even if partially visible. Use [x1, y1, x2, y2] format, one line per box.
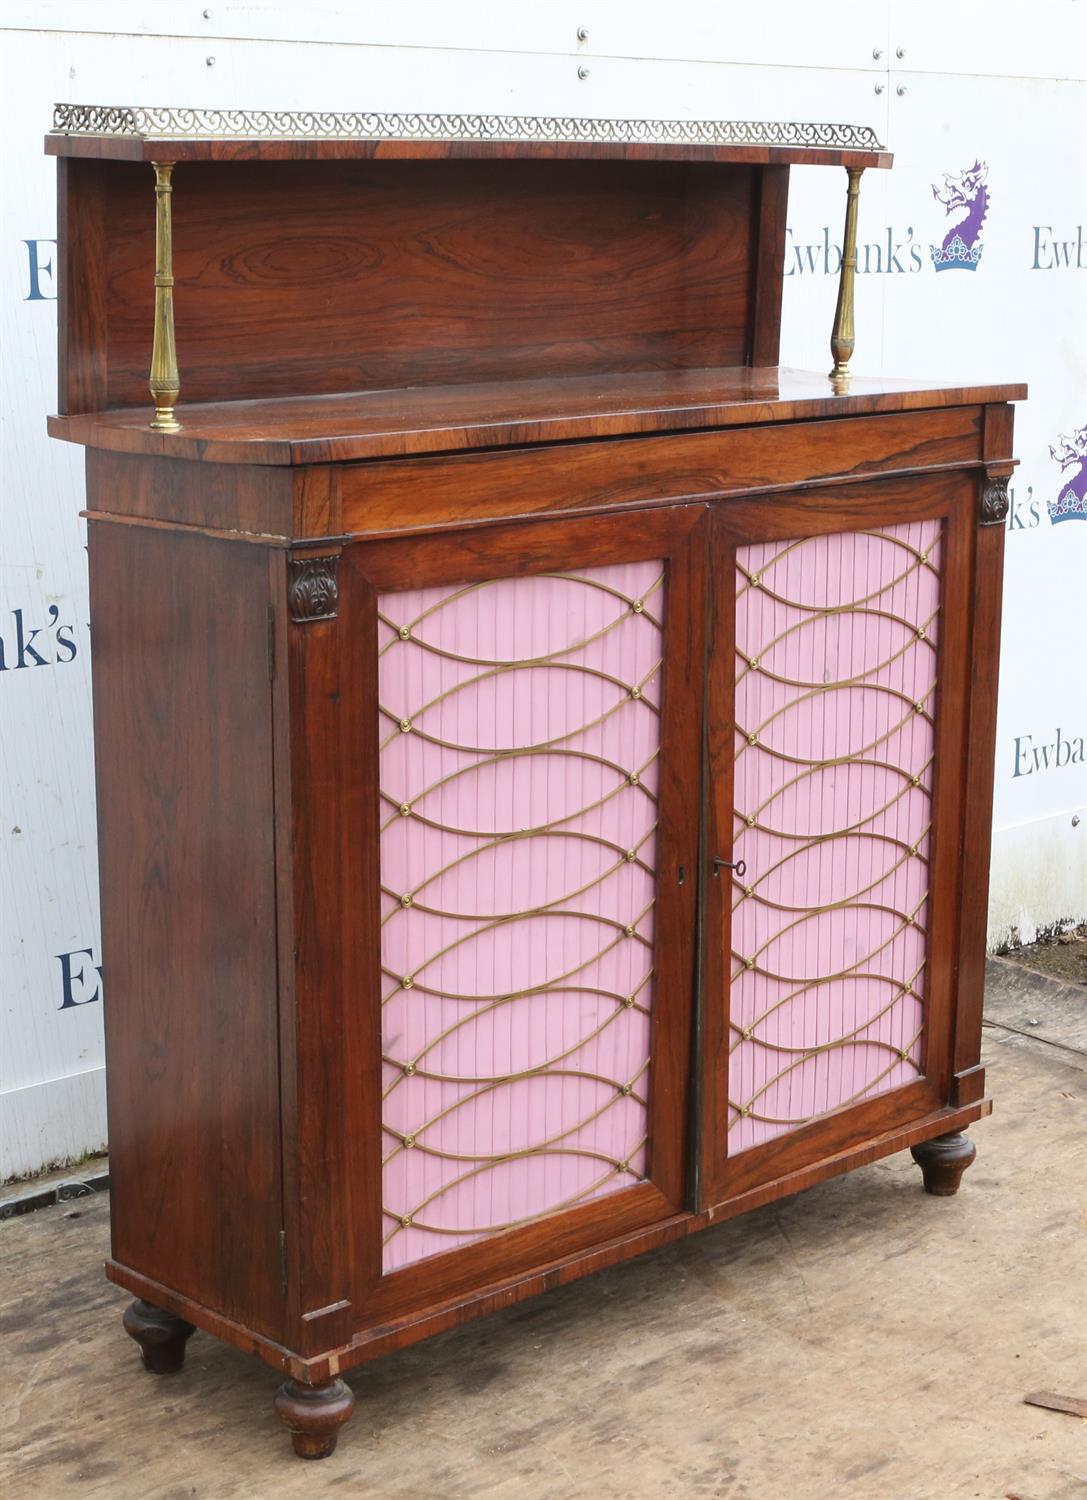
[149, 160, 180, 432]
[829, 165, 864, 386]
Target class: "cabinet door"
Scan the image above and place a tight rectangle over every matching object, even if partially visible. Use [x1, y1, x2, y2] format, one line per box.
[698, 474, 974, 1206]
[343, 506, 704, 1321]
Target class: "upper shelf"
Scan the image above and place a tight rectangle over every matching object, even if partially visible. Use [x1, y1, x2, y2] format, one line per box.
[47, 367, 1027, 467]
[46, 104, 892, 168]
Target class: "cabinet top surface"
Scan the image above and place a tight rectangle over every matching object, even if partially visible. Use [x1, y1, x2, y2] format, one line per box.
[48, 366, 1026, 467]
[46, 102, 891, 168]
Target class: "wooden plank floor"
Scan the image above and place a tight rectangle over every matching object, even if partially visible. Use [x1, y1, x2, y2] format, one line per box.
[2, 986, 1085, 1500]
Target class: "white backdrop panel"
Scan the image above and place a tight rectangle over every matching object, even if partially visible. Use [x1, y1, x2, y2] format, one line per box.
[0, 2, 1083, 1177]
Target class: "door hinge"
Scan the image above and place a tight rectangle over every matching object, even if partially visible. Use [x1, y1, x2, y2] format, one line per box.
[267, 605, 276, 680]
[278, 1228, 288, 1297]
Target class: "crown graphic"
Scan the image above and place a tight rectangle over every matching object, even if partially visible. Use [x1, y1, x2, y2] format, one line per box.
[929, 234, 985, 272]
[1049, 425, 1087, 524]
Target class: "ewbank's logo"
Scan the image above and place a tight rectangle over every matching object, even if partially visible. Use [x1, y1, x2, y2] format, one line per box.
[1049, 425, 1087, 524]
[930, 161, 989, 271]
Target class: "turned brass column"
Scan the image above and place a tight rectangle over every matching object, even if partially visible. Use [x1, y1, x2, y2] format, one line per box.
[829, 165, 864, 385]
[149, 160, 180, 432]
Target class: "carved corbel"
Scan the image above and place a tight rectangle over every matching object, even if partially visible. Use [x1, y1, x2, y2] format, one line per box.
[979, 466, 1012, 527]
[287, 555, 340, 622]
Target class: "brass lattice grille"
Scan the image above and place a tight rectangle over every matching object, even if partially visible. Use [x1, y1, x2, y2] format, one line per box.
[377, 565, 665, 1270]
[728, 523, 941, 1149]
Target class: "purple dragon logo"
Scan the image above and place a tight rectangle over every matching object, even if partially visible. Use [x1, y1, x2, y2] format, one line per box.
[1049, 425, 1087, 524]
[929, 160, 989, 271]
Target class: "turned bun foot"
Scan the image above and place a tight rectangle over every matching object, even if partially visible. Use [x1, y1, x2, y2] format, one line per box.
[122, 1298, 196, 1373]
[274, 1377, 356, 1459]
[910, 1130, 977, 1196]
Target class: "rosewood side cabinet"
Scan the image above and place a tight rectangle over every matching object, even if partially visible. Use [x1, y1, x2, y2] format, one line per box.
[45, 105, 1024, 1459]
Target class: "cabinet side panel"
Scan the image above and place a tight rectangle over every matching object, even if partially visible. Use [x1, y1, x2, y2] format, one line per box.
[89, 519, 284, 1340]
[377, 562, 664, 1272]
[728, 520, 941, 1151]
[57, 157, 109, 415]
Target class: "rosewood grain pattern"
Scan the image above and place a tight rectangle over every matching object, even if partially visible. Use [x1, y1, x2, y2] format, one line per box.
[46, 133, 893, 169]
[74, 404, 991, 547]
[88, 159, 756, 408]
[918, 480, 976, 1104]
[85, 449, 293, 536]
[105, 1096, 990, 1386]
[951, 406, 1012, 1101]
[749, 166, 789, 366]
[57, 156, 109, 414]
[273, 547, 379, 1356]
[89, 520, 285, 1341]
[48, 369, 1025, 467]
[338, 405, 986, 542]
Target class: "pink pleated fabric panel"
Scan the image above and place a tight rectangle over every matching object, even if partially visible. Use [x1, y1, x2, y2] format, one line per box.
[729, 520, 942, 1153]
[378, 562, 664, 1272]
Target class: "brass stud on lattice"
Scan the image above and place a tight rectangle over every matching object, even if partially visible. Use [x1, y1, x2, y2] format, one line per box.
[914, 701, 925, 714]
[631, 598, 644, 614]
[625, 849, 637, 863]
[916, 626, 927, 640]
[747, 731, 759, 746]
[740, 1026, 753, 1040]
[899, 1048, 910, 1061]
[403, 1134, 416, 1148]
[399, 802, 412, 817]
[624, 924, 636, 937]
[620, 1082, 633, 1096]
[400, 892, 413, 908]
[750, 573, 762, 587]
[745, 814, 756, 827]
[910, 774, 921, 787]
[402, 976, 414, 990]
[623, 994, 636, 1008]
[400, 1214, 413, 1228]
[909, 844, 919, 858]
[402, 1061, 416, 1076]
[399, 718, 413, 733]
[748, 656, 760, 669]
[397, 624, 411, 640]
[739, 1105, 751, 1118]
[630, 685, 642, 701]
[744, 957, 755, 970]
[617, 1159, 630, 1173]
[628, 771, 640, 786]
[743, 884, 754, 897]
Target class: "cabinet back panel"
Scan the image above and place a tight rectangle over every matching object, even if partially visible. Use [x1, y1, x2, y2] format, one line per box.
[728, 520, 942, 1151]
[92, 159, 756, 409]
[376, 562, 664, 1272]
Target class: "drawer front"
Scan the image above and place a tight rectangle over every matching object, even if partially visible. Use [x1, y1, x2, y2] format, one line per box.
[699, 472, 975, 1205]
[333, 406, 985, 541]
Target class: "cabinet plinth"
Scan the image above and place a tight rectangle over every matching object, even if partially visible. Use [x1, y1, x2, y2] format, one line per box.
[46, 108, 1023, 1457]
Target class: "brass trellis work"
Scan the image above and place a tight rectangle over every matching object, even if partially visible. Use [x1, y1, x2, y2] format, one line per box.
[829, 165, 864, 385]
[149, 161, 181, 432]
